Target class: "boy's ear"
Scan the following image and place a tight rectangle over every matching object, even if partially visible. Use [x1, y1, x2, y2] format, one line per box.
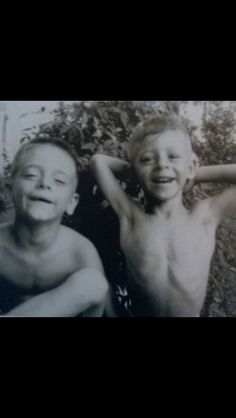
[188, 152, 199, 180]
[66, 193, 80, 216]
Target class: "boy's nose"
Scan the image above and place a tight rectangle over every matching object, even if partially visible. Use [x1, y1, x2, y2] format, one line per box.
[37, 176, 51, 189]
[155, 155, 168, 170]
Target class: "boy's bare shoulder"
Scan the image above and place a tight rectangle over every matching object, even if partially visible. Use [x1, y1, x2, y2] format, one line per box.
[59, 225, 95, 249]
[59, 225, 104, 271]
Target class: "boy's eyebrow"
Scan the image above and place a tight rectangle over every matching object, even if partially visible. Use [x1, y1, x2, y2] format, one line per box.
[53, 170, 68, 176]
[22, 164, 41, 171]
[167, 149, 181, 153]
[22, 165, 73, 178]
[53, 170, 78, 181]
[139, 152, 155, 157]
[140, 151, 154, 155]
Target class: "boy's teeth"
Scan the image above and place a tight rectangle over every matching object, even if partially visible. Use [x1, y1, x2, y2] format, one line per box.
[154, 178, 173, 183]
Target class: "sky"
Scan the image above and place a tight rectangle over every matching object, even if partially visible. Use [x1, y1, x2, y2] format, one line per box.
[0, 101, 76, 160]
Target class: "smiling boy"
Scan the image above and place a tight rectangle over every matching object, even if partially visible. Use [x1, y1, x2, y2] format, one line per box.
[91, 109, 236, 317]
[0, 137, 108, 317]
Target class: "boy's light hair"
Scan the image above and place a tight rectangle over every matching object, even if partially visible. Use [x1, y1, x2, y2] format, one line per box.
[12, 137, 80, 185]
[127, 109, 191, 161]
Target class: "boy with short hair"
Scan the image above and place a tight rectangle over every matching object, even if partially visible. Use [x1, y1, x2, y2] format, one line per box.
[91, 109, 236, 317]
[0, 137, 108, 317]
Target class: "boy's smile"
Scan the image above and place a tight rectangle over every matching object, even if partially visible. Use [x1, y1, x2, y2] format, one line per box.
[151, 176, 175, 184]
[28, 195, 54, 204]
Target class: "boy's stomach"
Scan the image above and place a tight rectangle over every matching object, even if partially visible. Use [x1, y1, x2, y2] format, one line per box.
[126, 265, 209, 317]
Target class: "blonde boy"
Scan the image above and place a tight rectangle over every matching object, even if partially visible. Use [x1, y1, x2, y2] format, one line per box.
[91, 109, 236, 317]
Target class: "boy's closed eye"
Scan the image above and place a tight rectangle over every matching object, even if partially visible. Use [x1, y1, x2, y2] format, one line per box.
[22, 166, 40, 179]
[54, 178, 66, 185]
[169, 154, 180, 160]
[25, 174, 37, 178]
[140, 156, 153, 163]
[23, 172, 39, 179]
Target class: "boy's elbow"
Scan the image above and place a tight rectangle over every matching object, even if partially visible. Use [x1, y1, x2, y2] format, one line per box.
[90, 154, 103, 172]
[92, 273, 109, 306]
[84, 268, 109, 305]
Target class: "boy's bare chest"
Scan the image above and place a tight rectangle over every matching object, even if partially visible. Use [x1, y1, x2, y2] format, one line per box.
[120, 214, 216, 292]
[0, 247, 77, 292]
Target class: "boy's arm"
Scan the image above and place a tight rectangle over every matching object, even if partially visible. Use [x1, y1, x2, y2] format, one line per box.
[195, 164, 236, 185]
[90, 154, 136, 220]
[6, 239, 108, 317]
[194, 164, 236, 221]
[5, 268, 108, 317]
[75, 235, 105, 274]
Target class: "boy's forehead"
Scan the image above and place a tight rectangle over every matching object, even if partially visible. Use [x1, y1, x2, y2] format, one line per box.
[143, 129, 189, 146]
[138, 129, 191, 154]
[18, 144, 76, 169]
[131, 129, 192, 162]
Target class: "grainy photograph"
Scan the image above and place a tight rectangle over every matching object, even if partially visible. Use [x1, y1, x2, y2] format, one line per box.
[0, 101, 236, 317]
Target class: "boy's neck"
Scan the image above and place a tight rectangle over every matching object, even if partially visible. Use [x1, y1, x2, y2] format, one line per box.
[145, 194, 186, 220]
[12, 216, 61, 252]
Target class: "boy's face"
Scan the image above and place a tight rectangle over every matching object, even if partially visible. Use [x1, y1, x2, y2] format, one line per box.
[132, 129, 196, 203]
[12, 144, 79, 222]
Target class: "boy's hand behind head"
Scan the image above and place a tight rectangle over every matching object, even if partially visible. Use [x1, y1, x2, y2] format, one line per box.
[184, 177, 196, 193]
[184, 153, 199, 193]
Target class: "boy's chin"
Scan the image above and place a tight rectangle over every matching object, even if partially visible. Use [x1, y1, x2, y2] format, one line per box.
[24, 210, 61, 224]
[146, 189, 182, 204]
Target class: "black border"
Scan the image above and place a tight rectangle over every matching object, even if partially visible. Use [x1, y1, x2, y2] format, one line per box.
[2, 53, 236, 101]
[1, 55, 236, 363]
